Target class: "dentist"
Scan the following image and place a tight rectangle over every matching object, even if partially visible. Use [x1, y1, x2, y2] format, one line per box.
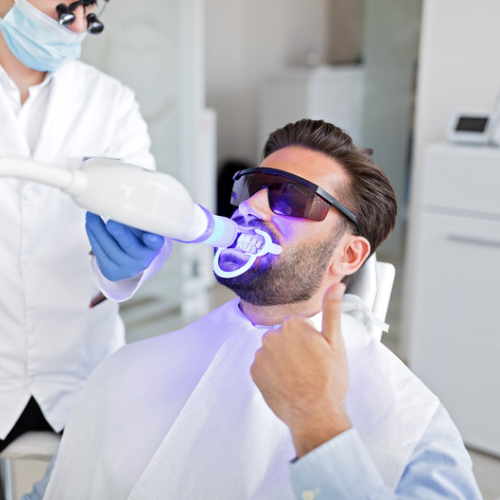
[0, 0, 167, 453]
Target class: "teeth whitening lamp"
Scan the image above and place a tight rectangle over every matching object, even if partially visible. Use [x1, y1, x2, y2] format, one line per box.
[0, 157, 281, 278]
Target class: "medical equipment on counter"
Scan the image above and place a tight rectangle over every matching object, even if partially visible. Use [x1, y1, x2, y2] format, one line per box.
[446, 110, 498, 145]
[447, 86, 500, 146]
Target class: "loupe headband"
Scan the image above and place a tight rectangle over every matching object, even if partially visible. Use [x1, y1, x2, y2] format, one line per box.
[56, 0, 109, 34]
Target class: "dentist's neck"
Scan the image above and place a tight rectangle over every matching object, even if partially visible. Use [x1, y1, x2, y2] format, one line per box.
[0, 30, 46, 104]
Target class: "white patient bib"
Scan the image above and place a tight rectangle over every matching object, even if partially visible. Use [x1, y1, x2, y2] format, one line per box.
[45, 298, 438, 499]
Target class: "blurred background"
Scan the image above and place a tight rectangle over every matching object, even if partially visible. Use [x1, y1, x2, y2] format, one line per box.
[11, 0, 500, 498]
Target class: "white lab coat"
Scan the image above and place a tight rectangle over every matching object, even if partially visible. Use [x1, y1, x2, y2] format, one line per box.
[44, 299, 439, 499]
[0, 59, 158, 439]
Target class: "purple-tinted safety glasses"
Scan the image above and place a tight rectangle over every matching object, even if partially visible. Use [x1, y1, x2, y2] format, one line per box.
[230, 167, 361, 235]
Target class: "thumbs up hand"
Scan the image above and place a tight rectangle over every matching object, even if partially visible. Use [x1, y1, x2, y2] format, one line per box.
[250, 283, 351, 458]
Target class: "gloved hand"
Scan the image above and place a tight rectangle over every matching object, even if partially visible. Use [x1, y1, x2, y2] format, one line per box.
[86, 212, 165, 282]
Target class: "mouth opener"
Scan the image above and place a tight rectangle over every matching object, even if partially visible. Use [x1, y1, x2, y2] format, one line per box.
[213, 229, 282, 278]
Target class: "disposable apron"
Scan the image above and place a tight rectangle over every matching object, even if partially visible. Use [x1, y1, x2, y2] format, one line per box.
[44, 298, 439, 499]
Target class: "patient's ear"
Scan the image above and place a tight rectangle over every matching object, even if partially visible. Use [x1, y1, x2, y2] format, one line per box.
[330, 235, 371, 277]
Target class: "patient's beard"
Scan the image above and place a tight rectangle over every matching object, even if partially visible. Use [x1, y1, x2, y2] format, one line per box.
[215, 229, 342, 306]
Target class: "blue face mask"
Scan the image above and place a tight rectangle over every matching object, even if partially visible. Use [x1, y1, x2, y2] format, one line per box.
[0, 0, 87, 72]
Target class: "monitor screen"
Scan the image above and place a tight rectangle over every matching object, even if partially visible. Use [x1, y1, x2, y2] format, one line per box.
[456, 116, 489, 133]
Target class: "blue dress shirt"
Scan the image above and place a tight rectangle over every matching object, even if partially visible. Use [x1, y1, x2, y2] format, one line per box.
[290, 404, 483, 500]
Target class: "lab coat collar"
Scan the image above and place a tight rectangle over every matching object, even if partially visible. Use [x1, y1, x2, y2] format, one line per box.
[0, 62, 55, 159]
[0, 63, 15, 90]
[30, 61, 73, 163]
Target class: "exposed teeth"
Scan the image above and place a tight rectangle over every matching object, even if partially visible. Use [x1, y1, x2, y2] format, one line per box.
[235, 232, 265, 255]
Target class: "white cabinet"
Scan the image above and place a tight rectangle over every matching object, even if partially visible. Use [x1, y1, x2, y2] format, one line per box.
[407, 142, 500, 456]
[257, 65, 364, 160]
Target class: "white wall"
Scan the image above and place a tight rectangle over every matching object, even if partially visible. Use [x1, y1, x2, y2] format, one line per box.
[401, 0, 500, 355]
[205, 0, 331, 165]
[360, 0, 421, 259]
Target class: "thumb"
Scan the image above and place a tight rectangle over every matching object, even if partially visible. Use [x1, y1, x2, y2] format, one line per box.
[142, 232, 165, 250]
[128, 227, 165, 251]
[322, 282, 346, 345]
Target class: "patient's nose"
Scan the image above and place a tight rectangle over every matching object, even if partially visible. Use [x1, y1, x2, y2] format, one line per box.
[238, 189, 273, 222]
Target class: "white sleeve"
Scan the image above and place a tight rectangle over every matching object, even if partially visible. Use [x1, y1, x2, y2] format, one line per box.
[90, 239, 172, 302]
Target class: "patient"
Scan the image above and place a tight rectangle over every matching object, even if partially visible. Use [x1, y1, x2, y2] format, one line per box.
[35, 119, 481, 499]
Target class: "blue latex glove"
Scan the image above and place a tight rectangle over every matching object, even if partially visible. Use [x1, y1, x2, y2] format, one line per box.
[86, 212, 165, 282]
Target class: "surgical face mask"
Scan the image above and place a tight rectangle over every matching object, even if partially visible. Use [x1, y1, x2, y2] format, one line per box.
[0, 0, 87, 72]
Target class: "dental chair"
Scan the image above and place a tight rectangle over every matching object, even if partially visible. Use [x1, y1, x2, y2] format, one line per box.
[0, 432, 61, 500]
[345, 252, 396, 341]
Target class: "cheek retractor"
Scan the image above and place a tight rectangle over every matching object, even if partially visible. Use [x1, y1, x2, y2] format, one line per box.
[213, 228, 282, 278]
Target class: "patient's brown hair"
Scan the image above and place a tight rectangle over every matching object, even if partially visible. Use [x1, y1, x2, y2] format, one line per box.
[262, 119, 397, 256]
